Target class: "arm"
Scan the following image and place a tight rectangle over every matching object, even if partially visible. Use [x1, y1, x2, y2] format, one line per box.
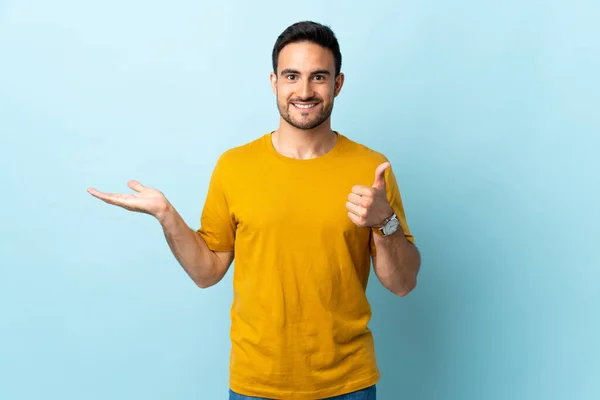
[88, 180, 233, 289]
[371, 231, 420, 296]
[346, 160, 421, 297]
[158, 203, 234, 288]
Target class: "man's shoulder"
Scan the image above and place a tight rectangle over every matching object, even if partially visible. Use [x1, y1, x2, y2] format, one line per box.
[340, 134, 389, 164]
[216, 133, 269, 165]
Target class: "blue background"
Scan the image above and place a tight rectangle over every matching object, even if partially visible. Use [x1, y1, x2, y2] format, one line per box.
[1, 1, 598, 399]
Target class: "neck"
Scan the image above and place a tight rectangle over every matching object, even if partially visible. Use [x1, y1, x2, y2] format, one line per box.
[272, 120, 337, 160]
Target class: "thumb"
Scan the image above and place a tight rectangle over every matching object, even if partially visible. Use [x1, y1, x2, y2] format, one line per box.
[372, 162, 391, 190]
[128, 180, 146, 192]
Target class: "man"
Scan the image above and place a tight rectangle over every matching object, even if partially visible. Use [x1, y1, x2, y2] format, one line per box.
[88, 21, 420, 400]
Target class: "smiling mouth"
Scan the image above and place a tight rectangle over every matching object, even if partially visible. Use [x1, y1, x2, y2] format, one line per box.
[292, 102, 319, 110]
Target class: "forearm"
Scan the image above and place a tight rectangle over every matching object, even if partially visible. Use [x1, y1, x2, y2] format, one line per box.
[372, 231, 421, 296]
[157, 203, 222, 288]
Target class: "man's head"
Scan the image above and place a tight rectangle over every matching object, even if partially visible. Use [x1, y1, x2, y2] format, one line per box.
[270, 21, 344, 130]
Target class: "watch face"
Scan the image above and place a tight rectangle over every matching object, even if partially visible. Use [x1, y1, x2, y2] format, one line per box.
[383, 218, 400, 235]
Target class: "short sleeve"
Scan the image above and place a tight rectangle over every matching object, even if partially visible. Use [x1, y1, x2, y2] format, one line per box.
[196, 155, 236, 252]
[370, 164, 415, 255]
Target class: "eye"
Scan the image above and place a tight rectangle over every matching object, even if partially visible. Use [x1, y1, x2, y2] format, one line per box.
[286, 74, 298, 81]
[313, 75, 325, 81]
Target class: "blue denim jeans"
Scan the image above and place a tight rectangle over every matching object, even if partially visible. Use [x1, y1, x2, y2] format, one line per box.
[229, 384, 376, 399]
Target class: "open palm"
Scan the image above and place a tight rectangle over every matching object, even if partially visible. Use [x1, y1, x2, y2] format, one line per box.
[87, 180, 168, 218]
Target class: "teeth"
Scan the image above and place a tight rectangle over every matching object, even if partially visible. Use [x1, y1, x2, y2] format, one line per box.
[294, 103, 316, 109]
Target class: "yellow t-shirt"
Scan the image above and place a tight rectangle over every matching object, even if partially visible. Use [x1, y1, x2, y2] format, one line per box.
[198, 132, 414, 399]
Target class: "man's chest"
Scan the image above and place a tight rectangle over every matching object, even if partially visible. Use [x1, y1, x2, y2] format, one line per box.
[227, 169, 370, 239]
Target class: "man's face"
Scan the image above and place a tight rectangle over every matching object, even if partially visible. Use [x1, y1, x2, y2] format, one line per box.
[270, 41, 344, 130]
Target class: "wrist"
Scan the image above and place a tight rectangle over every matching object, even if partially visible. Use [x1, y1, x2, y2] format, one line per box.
[156, 201, 175, 225]
[373, 207, 395, 229]
[373, 208, 400, 237]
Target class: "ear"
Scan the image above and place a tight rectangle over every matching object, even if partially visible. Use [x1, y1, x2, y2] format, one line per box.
[270, 72, 278, 96]
[334, 72, 345, 97]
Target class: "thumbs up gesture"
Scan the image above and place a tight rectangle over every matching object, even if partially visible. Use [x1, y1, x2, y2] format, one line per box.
[346, 162, 395, 228]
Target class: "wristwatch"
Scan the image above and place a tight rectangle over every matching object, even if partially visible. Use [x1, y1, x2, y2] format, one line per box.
[376, 213, 400, 236]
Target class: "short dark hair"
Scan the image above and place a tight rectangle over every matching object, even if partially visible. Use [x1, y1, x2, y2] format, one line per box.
[272, 21, 342, 76]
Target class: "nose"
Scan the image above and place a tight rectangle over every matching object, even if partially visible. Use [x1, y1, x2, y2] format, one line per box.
[298, 78, 314, 100]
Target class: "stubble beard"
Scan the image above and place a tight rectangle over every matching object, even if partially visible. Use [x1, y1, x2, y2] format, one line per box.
[277, 95, 334, 130]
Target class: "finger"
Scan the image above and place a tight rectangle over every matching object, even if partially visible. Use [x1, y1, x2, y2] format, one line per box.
[351, 185, 375, 197]
[347, 211, 366, 227]
[348, 192, 370, 208]
[128, 180, 145, 193]
[345, 201, 366, 218]
[372, 162, 391, 190]
[87, 187, 110, 200]
[87, 188, 135, 207]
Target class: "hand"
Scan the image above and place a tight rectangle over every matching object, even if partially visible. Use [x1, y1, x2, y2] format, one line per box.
[346, 162, 394, 228]
[87, 180, 170, 221]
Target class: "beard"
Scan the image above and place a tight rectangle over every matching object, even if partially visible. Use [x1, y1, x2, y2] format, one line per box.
[277, 95, 334, 130]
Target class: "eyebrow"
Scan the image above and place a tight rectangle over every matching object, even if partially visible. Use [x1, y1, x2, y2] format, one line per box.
[280, 68, 332, 76]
